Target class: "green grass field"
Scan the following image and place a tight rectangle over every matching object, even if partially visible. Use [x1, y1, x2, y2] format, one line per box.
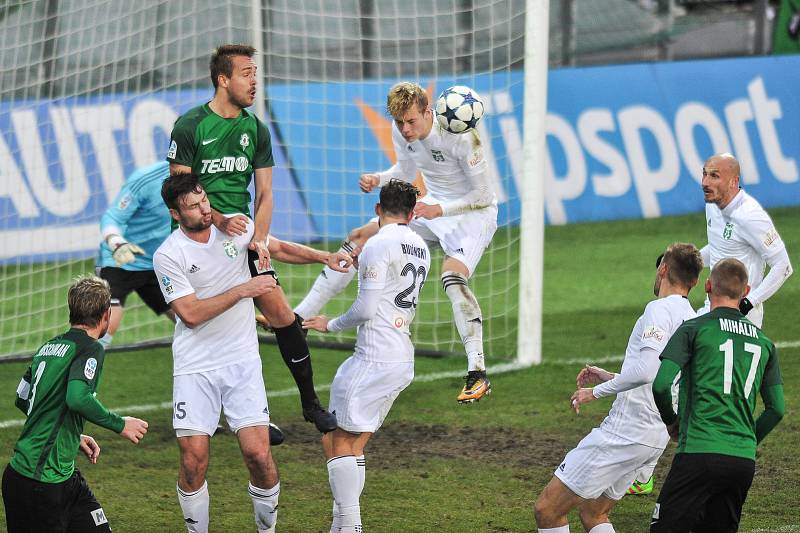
[1, 207, 798, 532]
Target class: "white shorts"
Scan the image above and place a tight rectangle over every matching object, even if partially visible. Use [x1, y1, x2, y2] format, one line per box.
[172, 358, 269, 436]
[329, 356, 414, 433]
[554, 428, 665, 501]
[408, 204, 497, 277]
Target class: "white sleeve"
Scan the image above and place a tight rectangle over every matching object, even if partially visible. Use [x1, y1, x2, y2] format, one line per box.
[747, 250, 793, 305]
[737, 213, 793, 305]
[700, 244, 710, 268]
[152, 248, 194, 304]
[592, 346, 662, 398]
[327, 243, 389, 332]
[377, 125, 418, 186]
[439, 136, 494, 216]
[327, 288, 382, 332]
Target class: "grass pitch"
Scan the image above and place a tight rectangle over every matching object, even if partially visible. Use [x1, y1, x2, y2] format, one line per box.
[1, 207, 798, 532]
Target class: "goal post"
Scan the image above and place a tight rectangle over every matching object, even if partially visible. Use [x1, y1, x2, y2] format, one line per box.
[517, 0, 549, 366]
[0, 0, 540, 368]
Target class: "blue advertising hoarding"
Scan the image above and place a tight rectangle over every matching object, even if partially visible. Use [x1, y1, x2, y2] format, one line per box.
[1, 54, 798, 263]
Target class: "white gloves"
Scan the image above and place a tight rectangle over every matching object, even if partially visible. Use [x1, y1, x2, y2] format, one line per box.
[108, 235, 145, 266]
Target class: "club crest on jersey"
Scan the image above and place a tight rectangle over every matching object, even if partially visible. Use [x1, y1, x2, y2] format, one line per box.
[84, 358, 97, 380]
[223, 240, 238, 258]
[431, 149, 445, 162]
[723, 222, 734, 239]
[239, 133, 250, 149]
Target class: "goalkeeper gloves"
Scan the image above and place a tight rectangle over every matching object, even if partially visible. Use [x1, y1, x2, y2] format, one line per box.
[739, 297, 754, 316]
[108, 235, 145, 266]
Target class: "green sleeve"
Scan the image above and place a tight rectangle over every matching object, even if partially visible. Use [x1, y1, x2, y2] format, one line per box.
[253, 118, 274, 169]
[762, 344, 783, 387]
[168, 117, 197, 167]
[756, 384, 785, 443]
[659, 322, 693, 367]
[14, 365, 32, 414]
[66, 380, 125, 433]
[68, 342, 105, 386]
[653, 359, 682, 426]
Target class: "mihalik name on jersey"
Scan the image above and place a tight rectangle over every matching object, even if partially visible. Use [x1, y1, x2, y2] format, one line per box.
[392, 122, 493, 204]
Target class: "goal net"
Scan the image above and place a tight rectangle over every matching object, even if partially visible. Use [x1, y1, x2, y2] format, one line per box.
[0, 0, 528, 364]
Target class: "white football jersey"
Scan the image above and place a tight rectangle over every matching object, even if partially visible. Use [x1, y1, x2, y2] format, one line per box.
[350, 223, 431, 363]
[153, 220, 259, 376]
[389, 122, 497, 208]
[706, 189, 787, 294]
[599, 295, 696, 449]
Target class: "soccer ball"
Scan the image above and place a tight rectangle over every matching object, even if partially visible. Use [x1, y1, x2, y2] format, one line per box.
[435, 85, 485, 134]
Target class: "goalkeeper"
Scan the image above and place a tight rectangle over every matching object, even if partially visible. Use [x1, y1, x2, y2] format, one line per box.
[96, 160, 175, 348]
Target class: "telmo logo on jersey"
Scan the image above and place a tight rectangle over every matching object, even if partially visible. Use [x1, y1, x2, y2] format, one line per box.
[200, 156, 249, 173]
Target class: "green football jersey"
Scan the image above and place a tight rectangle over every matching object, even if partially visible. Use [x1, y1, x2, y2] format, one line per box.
[9, 329, 116, 483]
[167, 103, 274, 217]
[661, 307, 782, 459]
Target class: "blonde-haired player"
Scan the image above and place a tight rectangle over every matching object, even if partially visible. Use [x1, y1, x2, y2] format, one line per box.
[295, 81, 497, 403]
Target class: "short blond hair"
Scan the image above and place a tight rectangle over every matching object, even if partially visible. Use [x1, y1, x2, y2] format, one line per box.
[387, 81, 428, 118]
[68, 275, 111, 327]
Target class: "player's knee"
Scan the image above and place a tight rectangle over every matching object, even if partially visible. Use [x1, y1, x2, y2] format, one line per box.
[179, 459, 207, 489]
[242, 447, 274, 475]
[261, 298, 295, 328]
[533, 495, 555, 525]
[579, 507, 609, 530]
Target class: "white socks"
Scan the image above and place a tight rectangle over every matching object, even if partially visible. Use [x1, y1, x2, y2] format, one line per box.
[331, 455, 365, 532]
[98, 333, 113, 348]
[441, 271, 485, 371]
[328, 455, 362, 533]
[249, 481, 280, 533]
[177, 481, 209, 533]
[589, 524, 615, 533]
[538, 526, 570, 533]
[295, 241, 358, 319]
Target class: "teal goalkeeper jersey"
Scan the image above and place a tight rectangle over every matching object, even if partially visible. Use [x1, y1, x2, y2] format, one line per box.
[660, 307, 782, 459]
[167, 103, 274, 217]
[9, 329, 123, 483]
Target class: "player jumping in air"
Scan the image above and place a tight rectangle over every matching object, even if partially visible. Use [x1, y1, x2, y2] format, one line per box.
[168, 44, 339, 433]
[296, 81, 497, 404]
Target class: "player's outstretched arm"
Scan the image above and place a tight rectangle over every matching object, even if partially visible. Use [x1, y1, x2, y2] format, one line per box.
[268, 237, 353, 272]
[169, 275, 276, 328]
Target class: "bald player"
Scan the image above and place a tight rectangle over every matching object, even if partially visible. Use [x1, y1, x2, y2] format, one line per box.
[699, 153, 793, 327]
